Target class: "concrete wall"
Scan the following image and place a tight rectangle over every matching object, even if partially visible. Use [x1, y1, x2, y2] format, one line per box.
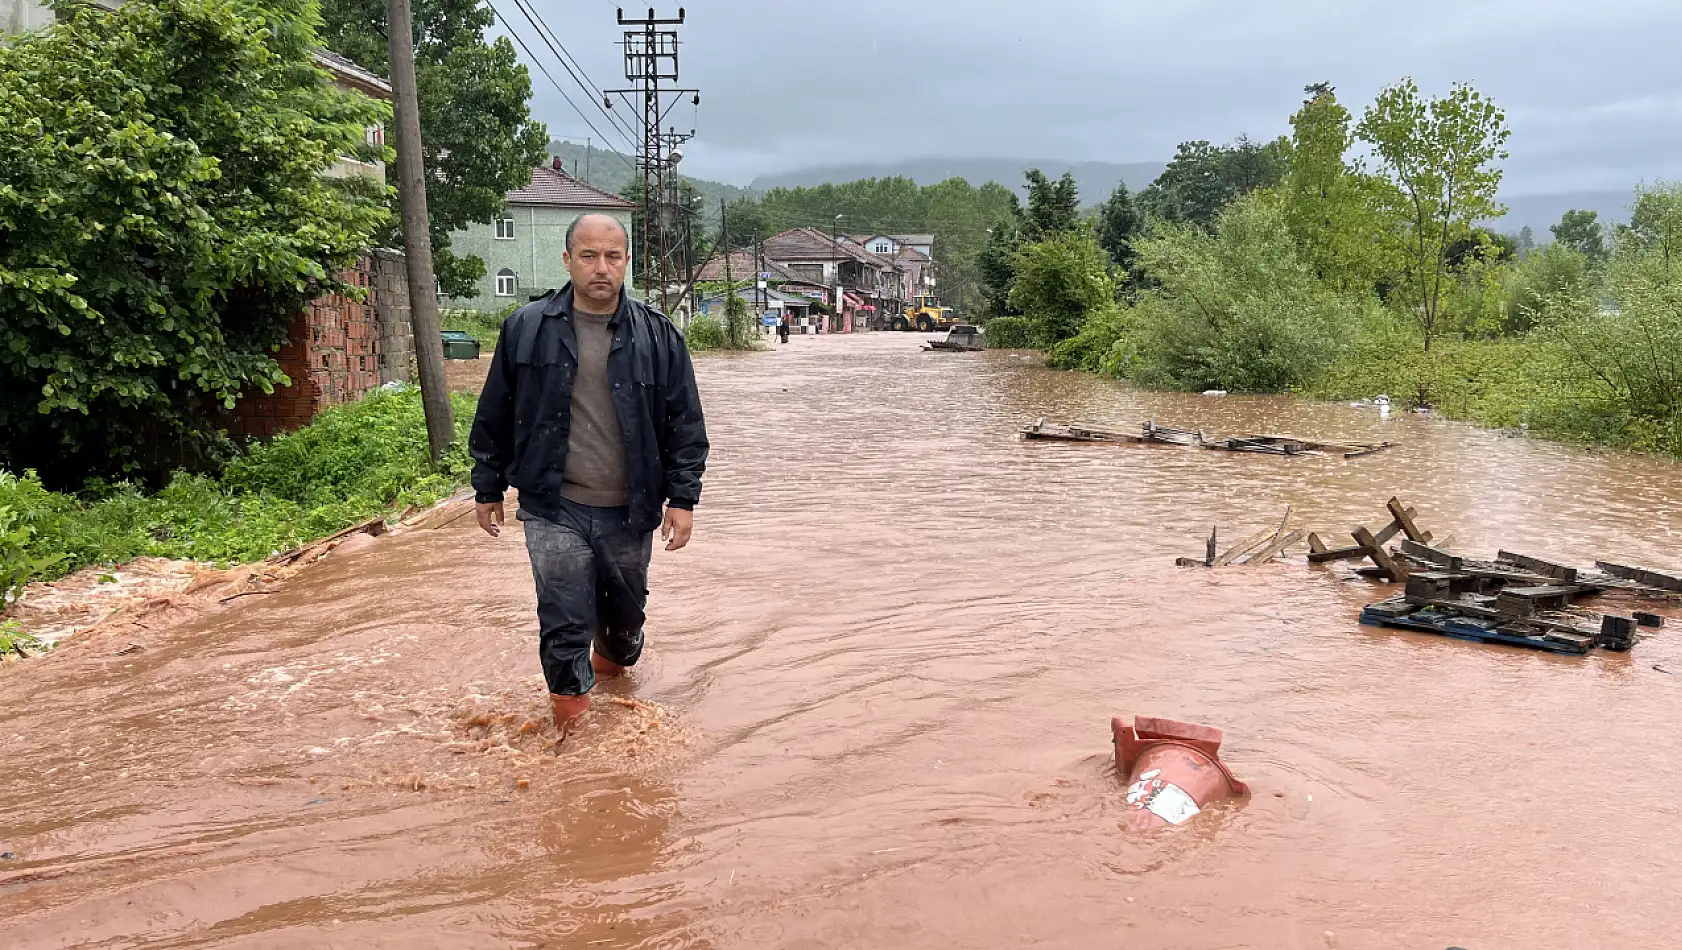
[443, 205, 634, 312]
[371, 248, 413, 385]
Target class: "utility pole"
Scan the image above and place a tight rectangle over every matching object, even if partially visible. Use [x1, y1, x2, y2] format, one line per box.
[831, 214, 844, 333]
[585, 136, 592, 184]
[606, 7, 699, 313]
[721, 199, 731, 285]
[385, 0, 453, 463]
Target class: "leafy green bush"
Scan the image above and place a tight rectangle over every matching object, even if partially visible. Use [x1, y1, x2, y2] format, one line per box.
[0, 389, 478, 603]
[982, 316, 1035, 349]
[1047, 304, 1129, 373]
[1127, 194, 1362, 392]
[0, 0, 390, 486]
[684, 316, 726, 352]
[1, 619, 43, 658]
[1008, 229, 1116, 346]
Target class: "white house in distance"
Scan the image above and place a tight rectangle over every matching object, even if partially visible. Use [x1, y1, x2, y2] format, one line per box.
[848, 233, 937, 299]
[444, 158, 636, 311]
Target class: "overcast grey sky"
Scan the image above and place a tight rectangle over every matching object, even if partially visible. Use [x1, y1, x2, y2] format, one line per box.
[509, 0, 1682, 195]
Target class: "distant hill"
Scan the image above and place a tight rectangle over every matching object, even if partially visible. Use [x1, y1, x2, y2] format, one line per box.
[750, 158, 1168, 200]
[1494, 190, 1634, 238]
[553, 140, 1636, 240]
[546, 139, 757, 210]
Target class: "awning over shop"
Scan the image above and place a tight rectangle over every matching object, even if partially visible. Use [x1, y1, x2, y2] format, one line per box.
[843, 292, 865, 309]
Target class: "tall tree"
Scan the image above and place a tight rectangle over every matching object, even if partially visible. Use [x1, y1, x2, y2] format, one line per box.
[979, 221, 1023, 317]
[1517, 225, 1536, 255]
[1358, 79, 1510, 351]
[1139, 137, 1287, 231]
[1616, 182, 1682, 265]
[1008, 230, 1114, 346]
[1551, 209, 1607, 264]
[318, 0, 548, 296]
[1022, 169, 1081, 239]
[1278, 84, 1393, 292]
[0, 0, 389, 485]
[1095, 182, 1142, 275]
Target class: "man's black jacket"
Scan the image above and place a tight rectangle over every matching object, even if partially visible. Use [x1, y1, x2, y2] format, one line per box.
[469, 285, 708, 533]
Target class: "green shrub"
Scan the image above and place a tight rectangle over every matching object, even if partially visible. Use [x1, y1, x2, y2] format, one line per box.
[1047, 304, 1129, 372]
[1127, 193, 1362, 392]
[983, 316, 1036, 348]
[0, 389, 479, 601]
[1008, 229, 1116, 347]
[684, 316, 726, 352]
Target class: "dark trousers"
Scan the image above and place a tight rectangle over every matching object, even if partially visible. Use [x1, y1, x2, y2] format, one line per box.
[520, 499, 653, 696]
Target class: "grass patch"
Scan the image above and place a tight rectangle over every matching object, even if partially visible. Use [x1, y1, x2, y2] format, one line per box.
[2, 388, 477, 607]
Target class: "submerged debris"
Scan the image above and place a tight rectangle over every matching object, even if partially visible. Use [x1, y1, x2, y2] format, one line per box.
[1021, 417, 1394, 459]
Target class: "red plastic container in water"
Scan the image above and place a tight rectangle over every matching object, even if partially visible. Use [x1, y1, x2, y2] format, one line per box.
[1112, 716, 1248, 830]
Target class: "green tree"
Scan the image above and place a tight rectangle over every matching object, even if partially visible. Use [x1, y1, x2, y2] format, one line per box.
[1616, 182, 1682, 264]
[1357, 79, 1510, 352]
[0, 0, 390, 486]
[1008, 229, 1114, 346]
[1518, 225, 1535, 256]
[718, 198, 773, 251]
[1551, 209, 1607, 264]
[1139, 136, 1287, 230]
[1022, 169, 1081, 239]
[1095, 181, 1142, 275]
[318, 0, 548, 296]
[1128, 193, 1362, 392]
[1279, 84, 1393, 292]
[1505, 243, 1589, 333]
[979, 222, 1022, 317]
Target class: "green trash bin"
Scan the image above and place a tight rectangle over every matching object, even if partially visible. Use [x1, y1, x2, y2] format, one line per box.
[440, 330, 481, 360]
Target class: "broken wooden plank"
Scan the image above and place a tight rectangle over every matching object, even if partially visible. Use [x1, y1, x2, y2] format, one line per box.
[1354, 525, 1410, 582]
[1175, 557, 1209, 568]
[1205, 527, 1218, 567]
[1595, 561, 1682, 593]
[1308, 510, 1420, 563]
[1496, 551, 1579, 583]
[1212, 525, 1281, 567]
[1307, 532, 1329, 555]
[1245, 529, 1309, 565]
[1400, 539, 1463, 571]
[1386, 497, 1431, 544]
[1343, 442, 1395, 459]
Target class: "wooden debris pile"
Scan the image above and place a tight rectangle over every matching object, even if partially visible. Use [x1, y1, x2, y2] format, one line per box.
[1022, 417, 1393, 459]
[1313, 496, 1676, 655]
[1177, 507, 1308, 568]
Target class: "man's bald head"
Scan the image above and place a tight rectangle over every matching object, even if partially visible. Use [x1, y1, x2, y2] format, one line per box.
[565, 213, 629, 253]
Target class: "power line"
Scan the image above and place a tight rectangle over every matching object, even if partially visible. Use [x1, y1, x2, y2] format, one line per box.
[506, 0, 641, 147]
[484, 0, 637, 165]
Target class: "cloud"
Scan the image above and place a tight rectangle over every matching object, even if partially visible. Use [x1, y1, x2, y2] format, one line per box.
[508, 0, 1682, 193]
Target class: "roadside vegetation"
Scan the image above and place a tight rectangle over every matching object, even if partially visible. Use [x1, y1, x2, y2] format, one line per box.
[977, 79, 1682, 458]
[1, 390, 477, 611]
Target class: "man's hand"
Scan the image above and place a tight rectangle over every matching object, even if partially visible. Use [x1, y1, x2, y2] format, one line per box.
[476, 501, 505, 538]
[661, 507, 693, 551]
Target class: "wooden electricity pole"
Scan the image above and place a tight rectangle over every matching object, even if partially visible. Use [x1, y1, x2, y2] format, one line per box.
[385, 0, 454, 464]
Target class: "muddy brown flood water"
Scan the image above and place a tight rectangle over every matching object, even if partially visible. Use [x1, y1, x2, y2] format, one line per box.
[7, 333, 1682, 948]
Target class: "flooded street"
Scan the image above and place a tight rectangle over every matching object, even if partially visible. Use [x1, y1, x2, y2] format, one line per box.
[7, 332, 1682, 948]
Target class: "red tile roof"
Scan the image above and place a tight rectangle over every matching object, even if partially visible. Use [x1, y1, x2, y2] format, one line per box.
[507, 165, 636, 209]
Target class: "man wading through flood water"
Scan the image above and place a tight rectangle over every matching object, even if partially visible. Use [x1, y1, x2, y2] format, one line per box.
[469, 213, 709, 733]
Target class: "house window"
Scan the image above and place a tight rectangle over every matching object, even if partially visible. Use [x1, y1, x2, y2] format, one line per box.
[874, 242, 890, 254]
[495, 269, 517, 297]
[495, 216, 516, 240]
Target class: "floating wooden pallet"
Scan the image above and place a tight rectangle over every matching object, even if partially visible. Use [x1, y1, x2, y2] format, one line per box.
[1021, 418, 1393, 458]
[1360, 601, 1600, 655]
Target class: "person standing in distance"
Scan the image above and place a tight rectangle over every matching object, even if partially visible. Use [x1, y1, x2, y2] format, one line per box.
[469, 213, 709, 732]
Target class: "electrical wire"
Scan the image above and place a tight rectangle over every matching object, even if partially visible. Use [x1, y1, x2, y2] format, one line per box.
[506, 0, 641, 146]
[484, 0, 637, 167]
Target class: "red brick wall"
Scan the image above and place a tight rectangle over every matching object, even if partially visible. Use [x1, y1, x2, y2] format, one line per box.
[228, 256, 390, 439]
